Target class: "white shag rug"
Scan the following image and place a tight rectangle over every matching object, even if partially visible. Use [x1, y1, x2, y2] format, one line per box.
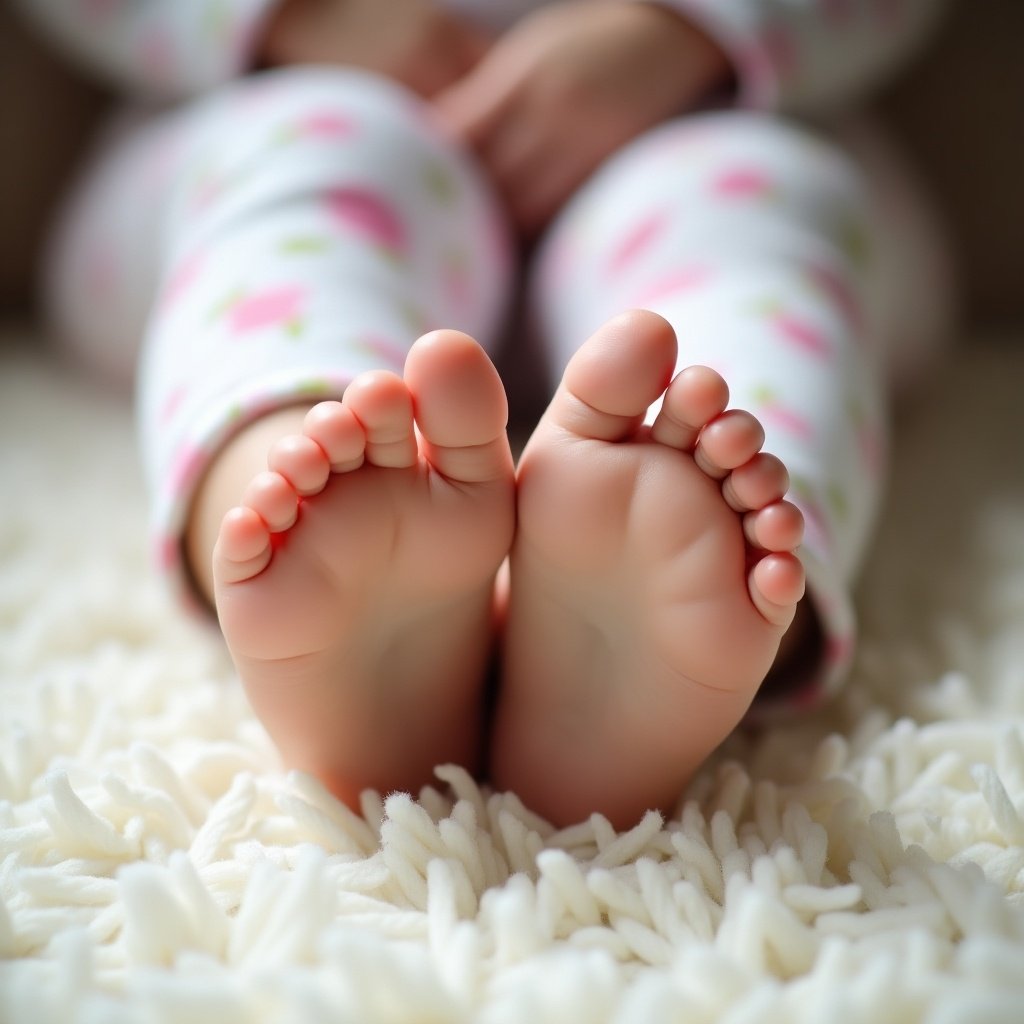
[2, 326, 1024, 1023]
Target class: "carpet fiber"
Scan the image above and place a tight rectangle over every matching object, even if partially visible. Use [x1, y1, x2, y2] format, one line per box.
[2, 331, 1024, 1022]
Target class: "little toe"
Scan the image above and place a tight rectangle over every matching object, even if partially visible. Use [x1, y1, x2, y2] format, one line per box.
[242, 471, 300, 532]
[343, 371, 418, 468]
[303, 401, 366, 473]
[650, 365, 729, 451]
[214, 506, 273, 584]
[722, 453, 791, 513]
[743, 500, 804, 552]
[749, 552, 805, 627]
[405, 329, 513, 484]
[268, 434, 331, 496]
[548, 309, 678, 441]
[694, 410, 765, 480]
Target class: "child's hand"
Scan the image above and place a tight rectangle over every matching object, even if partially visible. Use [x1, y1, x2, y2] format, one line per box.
[433, 1, 731, 234]
[259, 0, 490, 99]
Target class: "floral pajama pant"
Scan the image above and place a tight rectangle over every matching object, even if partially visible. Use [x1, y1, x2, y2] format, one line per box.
[46, 66, 952, 708]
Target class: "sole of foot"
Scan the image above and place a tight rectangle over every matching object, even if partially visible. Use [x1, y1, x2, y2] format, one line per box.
[493, 309, 805, 829]
[211, 329, 516, 806]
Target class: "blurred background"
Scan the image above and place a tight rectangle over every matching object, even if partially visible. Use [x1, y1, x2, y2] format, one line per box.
[1, 0, 1021, 329]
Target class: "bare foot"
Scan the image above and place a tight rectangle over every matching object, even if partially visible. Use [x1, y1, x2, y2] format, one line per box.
[492, 310, 805, 829]
[211, 330, 515, 807]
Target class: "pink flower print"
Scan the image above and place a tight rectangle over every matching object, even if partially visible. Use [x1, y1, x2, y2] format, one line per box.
[159, 384, 188, 425]
[751, 385, 814, 441]
[630, 265, 711, 307]
[325, 189, 407, 259]
[228, 285, 307, 337]
[302, 112, 354, 138]
[279, 111, 356, 144]
[607, 210, 668, 277]
[759, 302, 833, 359]
[167, 443, 208, 500]
[713, 167, 778, 201]
[159, 251, 205, 311]
[155, 534, 181, 573]
[804, 262, 864, 333]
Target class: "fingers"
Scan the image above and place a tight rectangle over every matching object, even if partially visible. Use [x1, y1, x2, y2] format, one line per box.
[433, 48, 587, 232]
[432, 52, 517, 145]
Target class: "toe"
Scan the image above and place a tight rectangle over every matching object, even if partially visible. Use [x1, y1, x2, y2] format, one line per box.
[548, 309, 678, 442]
[303, 401, 366, 473]
[694, 410, 765, 480]
[242, 471, 300, 532]
[723, 453, 791, 513]
[214, 506, 272, 584]
[650, 365, 729, 451]
[343, 371, 418, 468]
[268, 434, 331, 496]
[405, 329, 514, 484]
[743, 500, 804, 552]
[749, 552, 805, 627]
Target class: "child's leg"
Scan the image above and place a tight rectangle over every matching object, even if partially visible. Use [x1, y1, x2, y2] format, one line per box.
[496, 112, 923, 828]
[53, 68, 515, 804]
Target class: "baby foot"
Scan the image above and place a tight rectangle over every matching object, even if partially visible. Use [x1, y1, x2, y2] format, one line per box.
[213, 330, 515, 807]
[492, 310, 805, 829]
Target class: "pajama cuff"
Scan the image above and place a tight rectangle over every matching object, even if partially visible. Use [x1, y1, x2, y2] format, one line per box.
[749, 541, 857, 721]
[639, 0, 785, 110]
[149, 368, 354, 618]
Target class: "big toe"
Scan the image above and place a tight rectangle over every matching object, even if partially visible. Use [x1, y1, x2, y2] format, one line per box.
[549, 309, 678, 442]
[406, 329, 508, 446]
[405, 329, 513, 484]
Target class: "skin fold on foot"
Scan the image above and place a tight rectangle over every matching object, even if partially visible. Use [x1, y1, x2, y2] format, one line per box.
[492, 309, 806, 830]
[195, 329, 516, 808]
